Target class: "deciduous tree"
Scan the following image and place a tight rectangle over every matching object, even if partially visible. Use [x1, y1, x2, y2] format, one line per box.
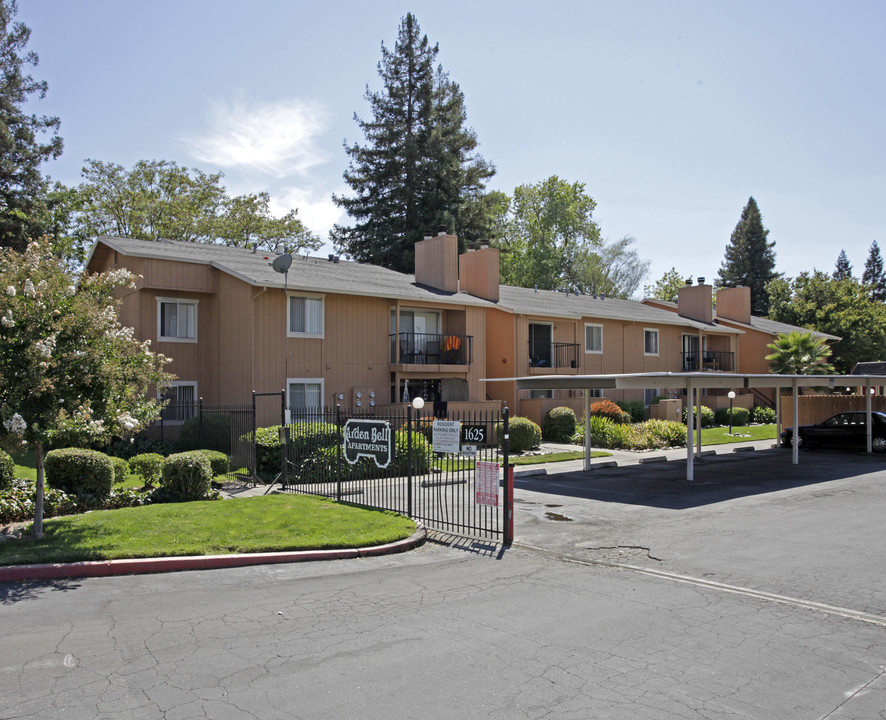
[332, 13, 495, 272]
[0, 0, 63, 251]
[644, 267, 690, 302]
[0, 240, 172, 536]
[716, 197, 777, 315]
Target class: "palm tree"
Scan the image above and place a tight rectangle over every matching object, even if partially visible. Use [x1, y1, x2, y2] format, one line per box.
[765, 331, 835, 375]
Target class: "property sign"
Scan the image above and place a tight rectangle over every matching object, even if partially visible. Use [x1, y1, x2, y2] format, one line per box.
[343, 419, 392, 468]
[461, 423, 488, 446]
[475, 461, 500, 507]
[432, 419, 461, 454]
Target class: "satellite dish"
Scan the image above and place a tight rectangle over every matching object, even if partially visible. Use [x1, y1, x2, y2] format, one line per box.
[271, 254, 292, 273]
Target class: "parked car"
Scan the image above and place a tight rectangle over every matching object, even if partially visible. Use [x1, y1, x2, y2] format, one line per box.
[781, 411, 886, 452]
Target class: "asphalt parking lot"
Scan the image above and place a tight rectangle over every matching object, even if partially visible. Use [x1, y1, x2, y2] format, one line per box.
[1, 447, 884, 719]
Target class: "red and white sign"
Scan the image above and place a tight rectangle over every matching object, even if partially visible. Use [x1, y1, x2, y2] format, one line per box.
[475, 461, 500, 507]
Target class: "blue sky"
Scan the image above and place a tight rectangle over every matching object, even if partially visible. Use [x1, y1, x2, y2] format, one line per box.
[17, 1, 886, 293]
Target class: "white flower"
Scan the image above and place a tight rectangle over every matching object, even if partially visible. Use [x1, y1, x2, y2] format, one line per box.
[23, 279, 35, 297]
[6, 286, 15, 297]
[1, 313, 13, 329]
[36, 279, 47, 292]
[35, 334, 56, 358]
[117, 412, 138, 432]
[3, 413, 27, 435]
[66, 285, 76, 297]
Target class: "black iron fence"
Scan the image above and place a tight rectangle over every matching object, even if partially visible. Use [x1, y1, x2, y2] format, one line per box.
[279, 405, 510, 540]
[681, 351, 735, 372]
[529, 341, 580, 369]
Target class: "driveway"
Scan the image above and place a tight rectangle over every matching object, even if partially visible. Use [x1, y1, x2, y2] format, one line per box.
[1, 447, 884, 719]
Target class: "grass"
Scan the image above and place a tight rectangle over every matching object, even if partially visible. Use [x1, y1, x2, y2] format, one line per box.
[699, 424, 777, 446]
[0, 494, 416, 567]
[511, 450, 610, 465]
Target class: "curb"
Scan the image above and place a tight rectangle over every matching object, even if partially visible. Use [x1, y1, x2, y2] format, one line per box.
[638, 455, 668, 464]
[0, 527, 427, 583]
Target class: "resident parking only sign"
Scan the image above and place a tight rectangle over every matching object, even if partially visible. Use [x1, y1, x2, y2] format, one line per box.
[475, 461, 500, 507]
[343, 419, 392, 468]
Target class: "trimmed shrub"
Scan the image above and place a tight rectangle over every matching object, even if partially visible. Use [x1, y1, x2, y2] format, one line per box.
[632, 419, 687, 449]
[242, 423, 340, 477]
[110, 456, 129, 485]
[616, 400, 646, 424]
[542, 406, 577, 442]
[714, 406, 750, 427]
[107, 435, 174, 460]
[751, 405, 777, 424]
[500, 416, 542, 453]
[0, 448, 13, 491]
[159, 451, 213, 501]
[590, 400, 630, 424]
[197, 449, 230, 477]
[176, 412, 232, 453]
[45, 448, 114, 500]
[681, 405, 716, 428]
[129, 453, 164, 488]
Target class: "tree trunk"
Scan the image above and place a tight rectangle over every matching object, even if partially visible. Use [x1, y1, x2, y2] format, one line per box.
[33, 440, 44, 538]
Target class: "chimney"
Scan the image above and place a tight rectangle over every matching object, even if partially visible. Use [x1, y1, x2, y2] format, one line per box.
[459, 245, 500, 302]
[677, 280, 713, 323]
[415, 232, 459, 292]
[715, 286, 752, 324]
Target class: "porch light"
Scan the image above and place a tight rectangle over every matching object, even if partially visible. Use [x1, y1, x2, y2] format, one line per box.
[727, 391, 736, 435]
[412, 397, 425, 410]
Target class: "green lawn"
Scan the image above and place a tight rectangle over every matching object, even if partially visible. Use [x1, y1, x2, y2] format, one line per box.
[0, 494, 416, 567]
[699, 424, 777, 446]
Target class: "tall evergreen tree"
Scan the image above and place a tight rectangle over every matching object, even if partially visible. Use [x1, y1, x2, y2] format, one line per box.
[833, 249, 853, 280]
[862, 240, 886, 302]
[332, 14, 495, 273]
[0, 0, 63, 251]
[716, 197, 777, 315]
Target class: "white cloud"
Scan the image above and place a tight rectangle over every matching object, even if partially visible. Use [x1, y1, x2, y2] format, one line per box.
[269, 186, 347, 246]
[186, 97, 331, 178]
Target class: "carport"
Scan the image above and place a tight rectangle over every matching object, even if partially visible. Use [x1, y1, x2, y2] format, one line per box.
[499, 372, 886, 481]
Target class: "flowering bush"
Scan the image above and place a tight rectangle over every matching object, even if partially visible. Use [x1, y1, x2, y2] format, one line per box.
[589, 400, 630, 424]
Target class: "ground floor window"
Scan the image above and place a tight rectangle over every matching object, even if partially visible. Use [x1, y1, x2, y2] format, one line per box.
[160, 381, 198, 423]
[287, 378, 324, 418]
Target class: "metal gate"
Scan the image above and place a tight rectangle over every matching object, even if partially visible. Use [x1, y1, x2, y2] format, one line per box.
[277, 406, 512, 541]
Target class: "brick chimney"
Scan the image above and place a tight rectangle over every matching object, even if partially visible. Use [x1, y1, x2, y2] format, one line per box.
[715, 286, 752, 324]
[414, 231, 459, 293]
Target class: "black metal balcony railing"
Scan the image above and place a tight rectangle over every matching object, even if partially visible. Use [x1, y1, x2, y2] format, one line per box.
[390, 332, 473, 365]
[681, 351, 734, 372]
[529, 341, 580, 369]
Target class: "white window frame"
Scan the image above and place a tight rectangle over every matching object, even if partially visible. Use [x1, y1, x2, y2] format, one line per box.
[287, 293, 325, 338]
[644, 328, 660, 356]
[584, 323, 603, 354]
[287, 377, 325, 419]
[157, 297, 198, 343]
[160, 381, 198, 425]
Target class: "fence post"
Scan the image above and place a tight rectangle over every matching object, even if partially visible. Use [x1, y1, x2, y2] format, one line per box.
[407, 405, 413, 517]
[502, 406, 513, 544]
[280, 389, 286, 427]
[335, 404, 342, 502]
[198, 397, 204, 449]
[251, 390, 257, 487]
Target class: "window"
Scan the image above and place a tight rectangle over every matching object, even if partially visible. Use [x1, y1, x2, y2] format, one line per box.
[158, 298, 197, 342]
[288, 294, 324, 337]
[160, 381, 197, 423]
[644, 329, 659, 356]
[287, 378, 324, 419]
[585, 324, 603, 353]
[644, 388, 659, 405]
[529, 389, 554, 399]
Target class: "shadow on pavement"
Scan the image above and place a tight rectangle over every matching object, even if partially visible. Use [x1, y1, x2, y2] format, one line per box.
[0, 577, 83, 604]
[516, 449, 885, 510]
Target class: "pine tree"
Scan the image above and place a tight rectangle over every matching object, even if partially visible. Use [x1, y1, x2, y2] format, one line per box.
[716, 197, 777, 315]
[332, 14, 495, 273]
[833, 249, 853, 280]
[862, 241, 886, 302]
[0, 0, 63, 251]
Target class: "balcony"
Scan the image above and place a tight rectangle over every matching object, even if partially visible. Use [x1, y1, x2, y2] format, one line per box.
[390, 332, 473, 366]
[529, 341, 580, 370]
[681, 350, 734, 372]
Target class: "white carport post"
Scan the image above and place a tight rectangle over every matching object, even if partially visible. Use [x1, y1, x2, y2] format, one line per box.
[695, 386, 702, 456]
[791, 378, 799, 465]
[584, 390, 592, 471]
[775, 387, 782, 448]
[866, 381, 873, 453]
[686, 377, 695, 482]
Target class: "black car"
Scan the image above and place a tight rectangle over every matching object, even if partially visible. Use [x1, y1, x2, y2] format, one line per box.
[781, 411, 886, 452]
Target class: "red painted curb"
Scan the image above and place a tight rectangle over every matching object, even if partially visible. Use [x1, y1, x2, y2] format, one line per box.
[0, 527, 426, 583]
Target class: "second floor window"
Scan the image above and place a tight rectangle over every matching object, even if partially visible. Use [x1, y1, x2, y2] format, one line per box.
[158, 299, 197, 341]
[585, 324, 603, 353]
[289, 295, 324, 337]
[644, 329, 659, 355]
